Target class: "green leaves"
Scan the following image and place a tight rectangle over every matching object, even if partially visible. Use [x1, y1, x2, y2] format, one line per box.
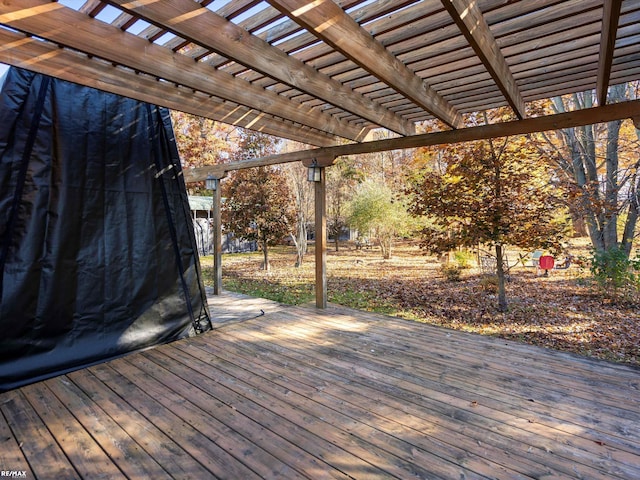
[590, 247, 640, 300]
[347, 181, 412, 259]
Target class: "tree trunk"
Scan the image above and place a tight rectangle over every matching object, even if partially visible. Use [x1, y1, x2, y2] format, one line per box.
[622, 183, 639, 258]
[620, 124, 640, 258]
[570, 126, 605, 251]
[382, 240, 391, 259]
[261, 239, 270, 271]
[291, 220, 307, 267]
[552, 94, 606, 252]
[378, 233, 393, 259]
[621, 123, 640, 257]
[603, 117, 622, 250]
[495, 244, 507, 312]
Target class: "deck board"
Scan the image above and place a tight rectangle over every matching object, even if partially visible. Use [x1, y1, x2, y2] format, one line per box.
[0, 397, 36, 479]
[1, 292, 639, 479]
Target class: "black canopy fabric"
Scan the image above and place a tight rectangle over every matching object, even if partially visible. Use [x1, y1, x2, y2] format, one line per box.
[0, 68, 211, 391]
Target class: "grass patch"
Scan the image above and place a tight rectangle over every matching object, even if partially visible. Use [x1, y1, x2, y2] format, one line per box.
[328, 287, 396, 315]
[223, 277, 314, 305]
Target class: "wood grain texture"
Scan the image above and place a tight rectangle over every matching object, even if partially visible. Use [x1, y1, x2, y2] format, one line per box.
[268, 0, 461, 129]
[185, 99, 640, 181]
[441, 0, 525, 118]
[597, 0, 624, 105]
[1, 292, 639, 479]
[0, 0, 637, 144]
[107, 0, 408, 136]
[0, 29, 339, 147]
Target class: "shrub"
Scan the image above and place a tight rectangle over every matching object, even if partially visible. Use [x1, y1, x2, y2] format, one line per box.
[440, 264, 463, 282]
[590, 247, 640, 300]
[452, 250, 475, 269]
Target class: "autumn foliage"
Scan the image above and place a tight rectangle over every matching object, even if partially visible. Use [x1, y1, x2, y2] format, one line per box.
[221, 131, 294, 271]
[407, 137, 567, 253]
[406, 125, 569, 311]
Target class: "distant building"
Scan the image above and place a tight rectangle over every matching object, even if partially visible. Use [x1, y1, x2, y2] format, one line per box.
[188, 196, 257, 255]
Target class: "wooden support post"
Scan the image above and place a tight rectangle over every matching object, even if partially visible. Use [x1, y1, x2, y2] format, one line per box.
[304, 155, 333, 309]
[212, 181, 223, 295]
[210, 178, 223, 295]
[314, 167, 327, 309]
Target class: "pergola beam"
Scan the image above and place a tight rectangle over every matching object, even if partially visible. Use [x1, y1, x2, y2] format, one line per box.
[267, 0, 462, 129]
[184, 99, 640, 181]
[0, 0, 365, 142]
[596, 0, 623, 106]
[441, 0, 526, 119]
[0, 29, 340, 147]
[107, 0, 411, 137]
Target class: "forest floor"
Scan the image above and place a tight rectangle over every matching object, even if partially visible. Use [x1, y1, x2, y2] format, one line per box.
[200, 238, 640, 366]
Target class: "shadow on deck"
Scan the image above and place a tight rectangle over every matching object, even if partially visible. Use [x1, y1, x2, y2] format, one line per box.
[1, 291, 639, 479]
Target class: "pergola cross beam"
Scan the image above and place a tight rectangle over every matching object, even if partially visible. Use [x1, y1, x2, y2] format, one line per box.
[596, 0, 623, 106]
[184, 99, 640, 182]
[267, 0, 463, 129]
[441, 0, 526, 119]
[105, 0, 412, 137]
[0, 0, 364, 142]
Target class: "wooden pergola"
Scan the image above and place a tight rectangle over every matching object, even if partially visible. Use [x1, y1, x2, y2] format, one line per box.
[2, 0, 640, 306]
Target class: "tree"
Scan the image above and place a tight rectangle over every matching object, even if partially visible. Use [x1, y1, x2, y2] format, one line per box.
[221, 131, 292, 271]
[283, 162, 313, 267]
[326, 159, 363, 251]
[406, 121, 568, 312]
[222, 166, 294, 271]
[538, 84, 640, 258]
[348, 180, 411, 259]
[170, 111, 237, 194]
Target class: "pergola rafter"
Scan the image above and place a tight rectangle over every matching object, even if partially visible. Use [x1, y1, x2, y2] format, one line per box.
[441, 0, 526, 119]
[0, 0, 365, 144]
[105, 0, 411, 137]
[597, 0, 624, 105]
[266, 0, 462, 129]
[0, 29, 341, 146]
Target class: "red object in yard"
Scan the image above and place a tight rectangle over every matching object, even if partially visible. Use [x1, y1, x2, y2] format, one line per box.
[539, 255, 555, 271]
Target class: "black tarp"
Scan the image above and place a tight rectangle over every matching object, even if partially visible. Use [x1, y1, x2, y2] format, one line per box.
[0, 68, 211, 391]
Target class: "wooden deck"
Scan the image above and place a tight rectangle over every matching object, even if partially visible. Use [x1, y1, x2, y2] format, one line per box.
[1, 292, 639, 479]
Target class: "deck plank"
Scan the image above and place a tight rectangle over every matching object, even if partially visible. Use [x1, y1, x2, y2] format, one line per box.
[0, 292, 638, 479]
[0, 389, 79, 479]
[138, 347, 390, 479]
[205, 310, 636, 479]
[189, 328, 601, 479]
[170, 336, 531, 479]
[20, 382, 125, 479]
[88, 362, 255, 479]
[67, 368, 216, 480]
[0, 402, 35, 478]
[43, 375, 173, 480]
[112, 355, 312, 479]
[290, 309, 640, 438]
